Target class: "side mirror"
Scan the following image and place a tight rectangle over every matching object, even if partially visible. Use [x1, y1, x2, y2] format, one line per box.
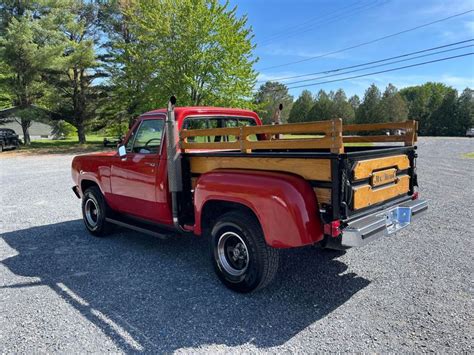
[118, 145, 127, 157]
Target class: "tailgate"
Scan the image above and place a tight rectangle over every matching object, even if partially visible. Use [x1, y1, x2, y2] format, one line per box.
[341, 147, 417, 219]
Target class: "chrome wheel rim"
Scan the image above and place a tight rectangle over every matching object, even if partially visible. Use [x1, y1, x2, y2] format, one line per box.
[217, 231, 249, 276]
[85, 198, 99, 228]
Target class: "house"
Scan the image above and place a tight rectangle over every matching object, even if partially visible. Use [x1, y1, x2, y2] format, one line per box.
[0, 120, 55, 140]
[0, 106, 61, 140]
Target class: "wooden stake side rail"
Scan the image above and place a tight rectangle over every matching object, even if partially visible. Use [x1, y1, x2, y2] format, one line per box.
[179, 118, 417, 154]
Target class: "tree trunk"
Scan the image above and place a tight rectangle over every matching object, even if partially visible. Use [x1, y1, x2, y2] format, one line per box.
[21, 119, 31, 145]
[77, 124, 86, 144]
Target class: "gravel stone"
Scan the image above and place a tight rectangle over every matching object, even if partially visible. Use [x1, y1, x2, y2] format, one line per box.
[0, 137, 473, 353]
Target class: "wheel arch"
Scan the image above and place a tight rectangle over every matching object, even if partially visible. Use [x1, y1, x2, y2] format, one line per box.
[193, 169, 324, 248]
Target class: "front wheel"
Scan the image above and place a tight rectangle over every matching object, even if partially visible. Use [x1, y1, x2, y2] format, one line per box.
[81, 186, 112, 237]
[211, 211, 279, 293]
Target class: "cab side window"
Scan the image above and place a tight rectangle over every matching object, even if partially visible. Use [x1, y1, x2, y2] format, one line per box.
[132, 119, 164, 154]
[126, 119, 164, 154]
[183, 117, 257, 143]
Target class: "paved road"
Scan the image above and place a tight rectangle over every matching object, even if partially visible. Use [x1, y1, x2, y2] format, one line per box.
[1, 137, 473, 353]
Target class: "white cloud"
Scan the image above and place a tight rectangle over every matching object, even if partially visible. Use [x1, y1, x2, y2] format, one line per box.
[416, 0, 474, 16]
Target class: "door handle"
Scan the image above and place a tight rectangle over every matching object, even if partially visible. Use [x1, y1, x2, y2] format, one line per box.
[144, 162, 156, 167]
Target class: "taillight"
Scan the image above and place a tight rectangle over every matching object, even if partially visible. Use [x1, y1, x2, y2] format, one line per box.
[324, 220, 341, 238]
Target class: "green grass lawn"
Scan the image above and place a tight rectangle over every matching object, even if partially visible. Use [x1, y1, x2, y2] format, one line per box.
[11, 135, 112, 155]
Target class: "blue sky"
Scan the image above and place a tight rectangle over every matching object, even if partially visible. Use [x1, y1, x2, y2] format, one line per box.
[230, 0, 474, 98]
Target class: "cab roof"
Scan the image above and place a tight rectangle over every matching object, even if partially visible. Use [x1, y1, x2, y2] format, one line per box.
[141, 106, 260, 122]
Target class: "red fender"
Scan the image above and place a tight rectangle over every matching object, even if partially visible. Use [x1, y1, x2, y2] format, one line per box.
[193, 169, 324, 248]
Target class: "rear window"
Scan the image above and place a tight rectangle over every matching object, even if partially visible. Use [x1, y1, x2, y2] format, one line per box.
[183, 117, 257, 143]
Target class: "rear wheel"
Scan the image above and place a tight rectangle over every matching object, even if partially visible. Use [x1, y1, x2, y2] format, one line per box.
[81, 186, 112, 237]
[210, 211, 279, 293]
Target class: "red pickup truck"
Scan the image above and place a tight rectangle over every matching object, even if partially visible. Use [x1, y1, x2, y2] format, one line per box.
[72, 97, 427, 292]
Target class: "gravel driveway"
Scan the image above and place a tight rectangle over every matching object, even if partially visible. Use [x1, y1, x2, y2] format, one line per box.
[1, 137, 473, 353]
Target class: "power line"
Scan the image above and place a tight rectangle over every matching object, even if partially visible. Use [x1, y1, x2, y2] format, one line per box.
[257, 39, 474, 83]
[280, 44, 473, 86]
[258, 0, 385, 46]
[257, 9, 474, 71]
[280, 52, 473, 90]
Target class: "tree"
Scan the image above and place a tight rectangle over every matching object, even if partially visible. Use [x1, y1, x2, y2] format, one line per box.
[288, 90, 313, 123]
[349, 95, 360, 112]
[456, 88, 474, 134]
[379, 84, 408, 123]
[307, 90, 336, 121]
[356, 84, 384, 124]
[333, 89, 355, 123]
[45, 1, 106, 143]
[0, 14, 60, 144]
[254, 81, 293, 124]
[107, 0, 257, 116]
[400, 82, 452, 135]
[430, 89, 458, 136]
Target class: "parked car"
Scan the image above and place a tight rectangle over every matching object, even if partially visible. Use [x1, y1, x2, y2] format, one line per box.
[0, 128, 20, 152]
[71, 97, 428, 293]
[103, 137, 123, 147]
[466, 128, 474, 137]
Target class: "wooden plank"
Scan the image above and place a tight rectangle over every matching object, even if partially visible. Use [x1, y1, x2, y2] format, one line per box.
[180, 127, 241, 138]
[343, 135, 407, 143]
[330, 118, 344, 154]
[241, 121, 333, 135]
[352, 175, 410, 210]
[314, 188, 331, 204]
[344, 121, 414, 132]
[189, 156, 332, 181]
[353, 154, 410, 180]
[241, 137, 334, 150]
[181, 141, 240, 150]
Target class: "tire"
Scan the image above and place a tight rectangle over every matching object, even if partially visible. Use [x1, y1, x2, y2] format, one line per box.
[81, 186, 112, 237]
[210, 211, 279, 293]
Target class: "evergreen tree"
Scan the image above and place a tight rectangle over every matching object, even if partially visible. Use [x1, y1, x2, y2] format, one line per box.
[45, 1, 106, 143]
[288, 90, 313, 123]
[0, 13, 61, 144]
[380, 84, 408, 122]
[307, 90, 336, 121]
[349, 94, 360, 112]
[333, 89, 355, 123]
[356, 84, 384, 124]
[254, 81, 293, 123]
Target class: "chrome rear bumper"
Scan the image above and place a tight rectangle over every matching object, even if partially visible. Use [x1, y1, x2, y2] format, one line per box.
[341, 198, 428, 247]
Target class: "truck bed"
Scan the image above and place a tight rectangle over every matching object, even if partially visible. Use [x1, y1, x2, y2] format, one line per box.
[180, 119, 418, 223]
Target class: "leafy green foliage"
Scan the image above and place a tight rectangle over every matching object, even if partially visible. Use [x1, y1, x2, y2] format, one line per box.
[104, 0, 257, 117]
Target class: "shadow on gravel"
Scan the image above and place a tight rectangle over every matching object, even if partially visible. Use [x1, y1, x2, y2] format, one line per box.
[1, 220, 370, 352]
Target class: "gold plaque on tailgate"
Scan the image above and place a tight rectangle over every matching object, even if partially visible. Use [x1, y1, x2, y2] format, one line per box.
[371, 168, 397, 187]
